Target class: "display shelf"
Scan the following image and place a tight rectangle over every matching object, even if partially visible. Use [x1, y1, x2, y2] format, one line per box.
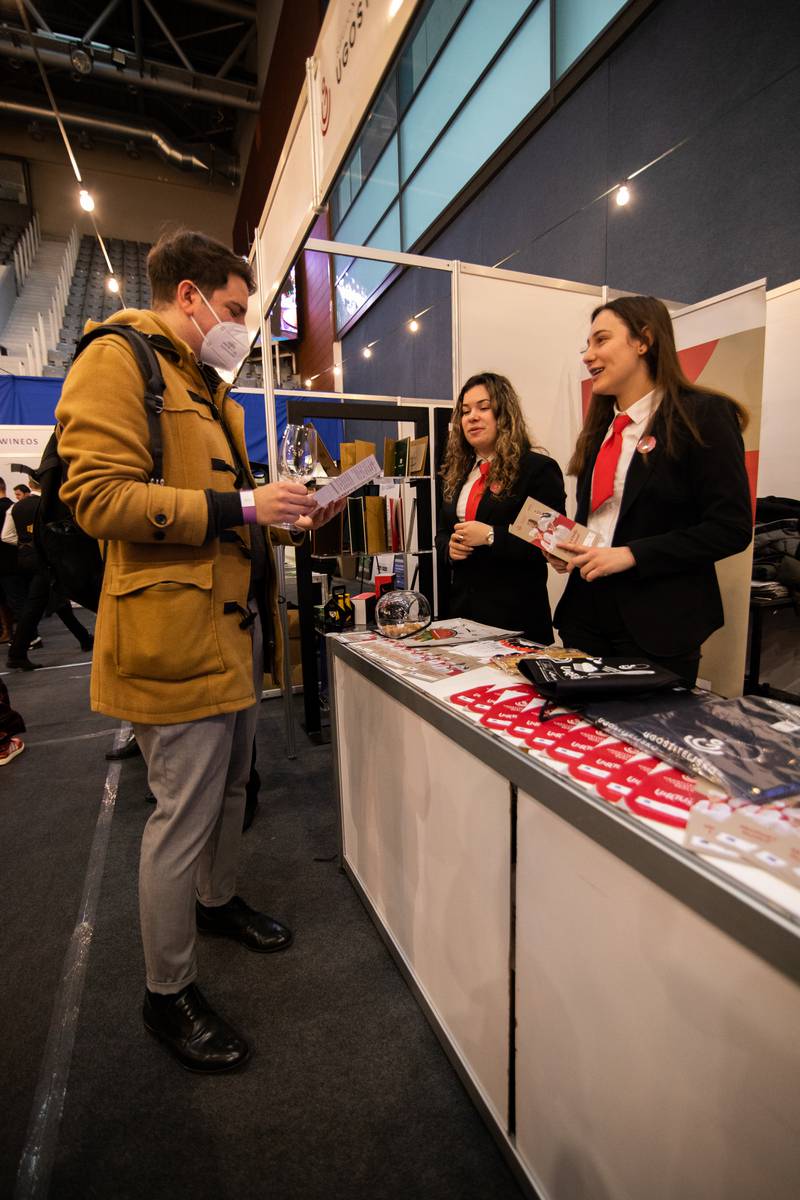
[286, 395, 447, 735]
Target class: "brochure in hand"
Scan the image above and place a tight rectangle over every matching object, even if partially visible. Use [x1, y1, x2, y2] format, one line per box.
[313, 455, 381, 509]
[509, 497, 602, 561]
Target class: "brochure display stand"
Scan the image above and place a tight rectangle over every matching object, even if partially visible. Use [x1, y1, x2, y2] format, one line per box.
[327, 635, 800, 1200]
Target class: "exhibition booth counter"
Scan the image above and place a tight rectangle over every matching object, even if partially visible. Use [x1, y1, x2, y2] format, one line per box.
[327, 625, 800, 1200]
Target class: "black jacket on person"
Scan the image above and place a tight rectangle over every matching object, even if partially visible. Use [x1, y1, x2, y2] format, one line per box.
[436, 449, 565, 642]
[555, 390, 753, 657]
[9, 494, 40, 573]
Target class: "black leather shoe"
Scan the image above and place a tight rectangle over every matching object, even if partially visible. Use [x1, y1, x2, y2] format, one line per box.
[242, 794, 259, 832]
[142, 983, 250, 1073]
[7, 656, 39, 671]
[196, 895, 293, 954]
[105, 732, 141, 761]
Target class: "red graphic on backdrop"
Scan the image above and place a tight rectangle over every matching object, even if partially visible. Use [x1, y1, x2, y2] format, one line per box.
[677, 338, 718, 381]
[320, 76, 331, 136]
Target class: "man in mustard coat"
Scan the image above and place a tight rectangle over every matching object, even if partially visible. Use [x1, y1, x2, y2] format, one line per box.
[56, 230, 343, 1073]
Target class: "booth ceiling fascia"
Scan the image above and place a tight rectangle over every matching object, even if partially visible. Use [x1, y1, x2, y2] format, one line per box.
[253, 0, 425, 319]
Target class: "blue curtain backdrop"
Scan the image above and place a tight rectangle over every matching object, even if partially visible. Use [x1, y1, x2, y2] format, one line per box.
[0, 376, 344, 467]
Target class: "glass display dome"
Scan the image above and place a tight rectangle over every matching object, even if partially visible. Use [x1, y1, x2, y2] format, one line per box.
[375, 590, 432, 639]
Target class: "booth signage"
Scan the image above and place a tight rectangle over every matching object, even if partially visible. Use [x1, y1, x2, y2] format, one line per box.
[0, 425, 53, 490]
[311, 0, 422, 201]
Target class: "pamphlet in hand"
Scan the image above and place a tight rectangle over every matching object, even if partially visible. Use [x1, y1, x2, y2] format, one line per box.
[312, 454, 381, 509]
[509, 497, 602, 561]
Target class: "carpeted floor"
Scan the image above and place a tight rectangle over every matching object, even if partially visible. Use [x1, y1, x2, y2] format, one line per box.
[1, 615, 526, 1199]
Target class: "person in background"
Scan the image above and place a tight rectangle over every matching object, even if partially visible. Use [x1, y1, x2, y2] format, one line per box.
[13, 484, 30, 502]
[4, 478, 94, 670]
[436, 372, 565, 643]
[0, 677, 25, 766]
[0, 478, 13, 644]
[548, 295, 752, 685]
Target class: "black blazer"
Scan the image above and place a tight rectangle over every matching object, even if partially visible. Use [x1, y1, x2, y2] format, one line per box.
[555, 391, 753, 657]
[436, 450, 565, 642]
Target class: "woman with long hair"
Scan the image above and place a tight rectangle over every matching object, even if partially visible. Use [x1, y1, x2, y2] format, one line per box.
[549, 295, 752, 683]
[436, 371, 565, 641]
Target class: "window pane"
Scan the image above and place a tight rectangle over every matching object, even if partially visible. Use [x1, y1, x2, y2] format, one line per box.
[335, 80, 397, 224]
[336, 135, 399, 245]
[397, 0, 471, 113]
[399, 0, 533, 182]
[555, 0, 627, 77]
[334, 206, 401, 330]
[402, 0, 549, 249]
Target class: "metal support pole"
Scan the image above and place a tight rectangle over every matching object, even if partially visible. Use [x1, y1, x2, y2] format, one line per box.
[254, 236, 297, 759]
[142, 0, 195, 73]
[83, 0, 122, 45]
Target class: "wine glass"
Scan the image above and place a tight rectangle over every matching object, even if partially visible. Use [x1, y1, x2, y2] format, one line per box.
[277, 423, 318, 528]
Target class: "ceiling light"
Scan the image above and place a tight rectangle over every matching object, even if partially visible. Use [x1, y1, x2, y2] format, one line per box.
[69, 44, 93, 76]
[304, 378, 312, 387]
[79, 189, 95, 212]
[408, 318, 419, 333]
[362, 346, 372, 359]
[616, 184, 631, 207]
[333, 364, 341, 375]
[107, 276, 119, 294]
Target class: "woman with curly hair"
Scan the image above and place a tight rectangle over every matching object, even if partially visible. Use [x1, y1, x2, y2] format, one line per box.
[549, 295, 752, 684]
[435, 372, 565, 641]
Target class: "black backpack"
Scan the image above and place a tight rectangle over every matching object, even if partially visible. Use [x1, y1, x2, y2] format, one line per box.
[15, 325, 167, 613]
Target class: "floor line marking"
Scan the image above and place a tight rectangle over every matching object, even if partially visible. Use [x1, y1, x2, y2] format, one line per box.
[25, 729, 117, 750]
[14, 722, 130, 1200]
[0, 661, 92, 677]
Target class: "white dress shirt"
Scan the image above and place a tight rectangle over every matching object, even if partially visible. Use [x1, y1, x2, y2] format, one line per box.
[455, 455, 493, 521]
[1, 506, 17, 545]
[586, 389, 660, 547]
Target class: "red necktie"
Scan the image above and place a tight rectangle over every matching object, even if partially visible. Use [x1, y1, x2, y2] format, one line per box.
[465, 461, 491, 521]
[590, 413, 633, 512]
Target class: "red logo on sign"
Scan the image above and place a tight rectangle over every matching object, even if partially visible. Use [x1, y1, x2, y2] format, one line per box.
[320, 76, 331, 136]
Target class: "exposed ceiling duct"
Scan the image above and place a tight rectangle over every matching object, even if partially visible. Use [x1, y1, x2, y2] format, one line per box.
[0, 98, 240, 186]
[0, 26, 260, 111]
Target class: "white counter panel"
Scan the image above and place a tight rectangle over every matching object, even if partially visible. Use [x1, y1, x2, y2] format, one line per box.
[335, 658, 512, 1125]
[515, 792, 800, 1200]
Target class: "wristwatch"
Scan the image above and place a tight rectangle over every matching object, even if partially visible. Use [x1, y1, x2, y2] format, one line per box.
[486, 528, 495, 546]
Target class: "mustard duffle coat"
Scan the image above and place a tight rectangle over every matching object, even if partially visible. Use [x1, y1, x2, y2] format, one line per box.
[56, 308, 294, 725]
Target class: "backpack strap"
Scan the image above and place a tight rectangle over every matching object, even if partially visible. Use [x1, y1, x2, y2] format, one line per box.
[74, 324, 166, 484]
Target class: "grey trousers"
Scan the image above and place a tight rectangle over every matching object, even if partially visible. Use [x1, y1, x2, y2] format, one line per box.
[133, 616, 262, 994]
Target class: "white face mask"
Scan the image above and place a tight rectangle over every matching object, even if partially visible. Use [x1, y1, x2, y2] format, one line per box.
[190, 284, 250, 372]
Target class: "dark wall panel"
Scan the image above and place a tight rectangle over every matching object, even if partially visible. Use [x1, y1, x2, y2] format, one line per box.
[342, 264, 452, 398]
[342, 0, 800, 382]
[438, 63, 611, 283]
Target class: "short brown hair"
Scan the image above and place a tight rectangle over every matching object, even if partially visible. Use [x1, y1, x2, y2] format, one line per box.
[147, 229, 254, 305]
